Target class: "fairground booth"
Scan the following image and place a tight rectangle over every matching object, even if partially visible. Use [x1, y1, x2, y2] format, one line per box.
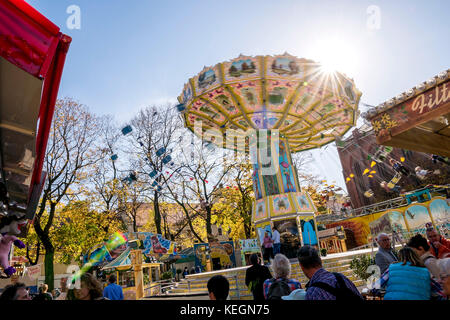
[84, 232, 177, 300]
[0, 0, 71, 280]
[239, 239, 262, 266]
[194, 240, 236, 271]
[363, 70, 450, 157]
[317, 226, 347, 254]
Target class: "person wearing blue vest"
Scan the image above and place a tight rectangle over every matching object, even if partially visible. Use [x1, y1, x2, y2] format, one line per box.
[379, 247, 444, 300]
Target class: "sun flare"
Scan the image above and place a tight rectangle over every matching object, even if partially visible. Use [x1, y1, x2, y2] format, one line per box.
[309, 37, 359, 77]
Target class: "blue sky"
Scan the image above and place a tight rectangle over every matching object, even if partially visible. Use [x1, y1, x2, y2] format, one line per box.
[27, 0, 450, 191]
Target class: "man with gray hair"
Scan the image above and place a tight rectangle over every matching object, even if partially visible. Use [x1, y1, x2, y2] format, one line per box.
[263, 253, 302, 300]
[375, 233, 398, 274]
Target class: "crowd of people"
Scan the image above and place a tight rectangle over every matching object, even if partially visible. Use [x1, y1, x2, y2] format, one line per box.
[0, 272, 124, 301]
[207, 226, 450, 301]
[1, 226, 448, 301]
[208, 246, 365, 301]
[372, 226, 449, 300]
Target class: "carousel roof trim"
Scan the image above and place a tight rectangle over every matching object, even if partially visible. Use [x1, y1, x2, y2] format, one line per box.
[362, 69, 450, 121]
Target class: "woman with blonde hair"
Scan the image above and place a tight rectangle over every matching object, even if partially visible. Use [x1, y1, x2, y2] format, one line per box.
[379, 247, 444, 300]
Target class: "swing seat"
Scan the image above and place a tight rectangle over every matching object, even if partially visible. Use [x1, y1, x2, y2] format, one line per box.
[387, 173, 402, 189]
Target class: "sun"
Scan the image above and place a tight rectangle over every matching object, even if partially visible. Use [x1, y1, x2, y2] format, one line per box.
[308, 37, 359, 77]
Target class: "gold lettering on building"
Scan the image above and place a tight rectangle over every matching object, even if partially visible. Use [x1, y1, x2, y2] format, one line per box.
[411, 82, 449, 114]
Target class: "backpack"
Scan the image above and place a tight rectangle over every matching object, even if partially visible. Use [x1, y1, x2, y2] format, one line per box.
[267, 278, 292, 300]
[308, 273, 363, 301]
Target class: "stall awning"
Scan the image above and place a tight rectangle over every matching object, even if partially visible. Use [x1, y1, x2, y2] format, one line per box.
[0, 0, 71, 222]
[102, 248, 132, 270]
[102, 248, 163, 270]
[363, 70, 450, 157]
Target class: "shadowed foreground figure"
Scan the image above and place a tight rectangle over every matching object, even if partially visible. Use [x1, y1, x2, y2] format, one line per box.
[103, 274, 124, 300]
[0, 282, 31, 300]
[207, 275, 229, 300]
[407, 234, 441, 281]
[245, 253, 272, 300]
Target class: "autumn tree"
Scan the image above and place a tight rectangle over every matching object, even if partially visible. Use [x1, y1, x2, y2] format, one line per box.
[89, 115, 127, 232]
[126, 104, 181, 235]
[33, 98, 102, 290]
[212, 156, 255, 240]
[162, 135, 235, 244]
[139, 202, 198, 248]
[52, 201, 122, 264]
[116, 180, 149, 233]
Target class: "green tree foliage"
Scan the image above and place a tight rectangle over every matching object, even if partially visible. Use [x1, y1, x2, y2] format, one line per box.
[350, 254, 376, 281]
[52, 201, 122, 264]
[212, 157, 255, 240]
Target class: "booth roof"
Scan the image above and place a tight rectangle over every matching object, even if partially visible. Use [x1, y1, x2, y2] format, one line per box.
[362, 69, 449, 121]
[0, 0, 71, 220]
[177, 247, 194, 256]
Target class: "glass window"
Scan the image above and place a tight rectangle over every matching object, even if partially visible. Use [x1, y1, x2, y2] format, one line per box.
[353, 161, 362, 177]
[151, 266, 160, 282]
[143, 267, 151, 285]
[118, 270, 135, 288]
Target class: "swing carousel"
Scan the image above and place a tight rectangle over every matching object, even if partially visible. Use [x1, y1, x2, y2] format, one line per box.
[177, 53, 362, 256]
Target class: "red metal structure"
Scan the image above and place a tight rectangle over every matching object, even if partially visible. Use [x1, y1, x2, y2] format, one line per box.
[0, 0, 71, 223]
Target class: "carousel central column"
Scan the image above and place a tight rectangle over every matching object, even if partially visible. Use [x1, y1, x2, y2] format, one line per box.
[250, 130, 320, 256]
[250, 130, 300, 199]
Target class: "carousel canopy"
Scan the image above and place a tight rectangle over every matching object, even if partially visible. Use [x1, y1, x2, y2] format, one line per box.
[178, 53, 361, 153]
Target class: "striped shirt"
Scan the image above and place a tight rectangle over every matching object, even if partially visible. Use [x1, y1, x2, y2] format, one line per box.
[263, 277, 302, 299]
[305, 268, 362, 300]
